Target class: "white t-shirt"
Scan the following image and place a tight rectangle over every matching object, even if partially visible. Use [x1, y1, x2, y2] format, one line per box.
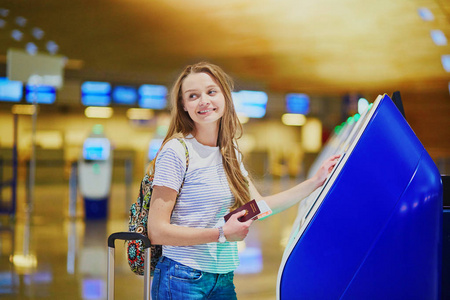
[152, 134, 248, 274]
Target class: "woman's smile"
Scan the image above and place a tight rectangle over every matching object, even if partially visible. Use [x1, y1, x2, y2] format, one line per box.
[198, 108, 216, 115]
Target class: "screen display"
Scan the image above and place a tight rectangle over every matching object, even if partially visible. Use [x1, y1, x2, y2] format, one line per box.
[232, 90, 268, 118]
[83, 137, 111, 161]
[286, 93, 310, 114]
[0, 77, 23, 102]
[26, 84, 56, 104]
[138, 84, 167, 109]
[81, 81, 111, 106]
[112, 85, 138, 105]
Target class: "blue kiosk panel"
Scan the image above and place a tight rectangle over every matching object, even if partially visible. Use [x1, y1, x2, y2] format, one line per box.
[277, 94, 442, 299]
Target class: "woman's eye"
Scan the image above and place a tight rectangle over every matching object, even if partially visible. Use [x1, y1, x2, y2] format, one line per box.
[209, 90, 217, 95]
[189, 94, 198, 99]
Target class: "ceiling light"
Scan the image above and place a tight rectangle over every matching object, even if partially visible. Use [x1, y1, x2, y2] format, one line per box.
[32, 27, 44, 40]
[418, 7, 434, 21]
[430, 30, 447, 46]
[0, 9, 9, 17]
[46, 41, 59, 55]
[126, 108, 154, 120]
[11, 29, 23, 41]
[281, 113, 306, 126]
[84, 107, 113, 118]
[441, 55, 450, 72]
[26, 42, 38, 55]
[15, 16, 27, 27]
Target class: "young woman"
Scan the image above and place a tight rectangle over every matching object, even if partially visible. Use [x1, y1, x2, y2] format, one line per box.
[147, 62, 339, 299]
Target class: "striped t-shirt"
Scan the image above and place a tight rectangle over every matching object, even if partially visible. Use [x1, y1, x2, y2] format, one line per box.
[152, 134, 248, 274]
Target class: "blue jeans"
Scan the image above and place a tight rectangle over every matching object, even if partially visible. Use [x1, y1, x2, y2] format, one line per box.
[151, 256, 237, 300]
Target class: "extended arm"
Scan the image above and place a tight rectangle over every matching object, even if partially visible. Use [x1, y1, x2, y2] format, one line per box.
[249, 155, 340, 215]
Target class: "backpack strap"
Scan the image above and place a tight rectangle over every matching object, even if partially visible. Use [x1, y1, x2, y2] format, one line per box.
[176, 138, 189, 196]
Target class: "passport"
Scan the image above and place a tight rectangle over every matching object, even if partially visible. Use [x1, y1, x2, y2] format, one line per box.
[224, 199, 260, 222]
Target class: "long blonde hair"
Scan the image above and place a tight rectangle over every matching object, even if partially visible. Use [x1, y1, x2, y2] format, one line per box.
[148, 62, 250, 210]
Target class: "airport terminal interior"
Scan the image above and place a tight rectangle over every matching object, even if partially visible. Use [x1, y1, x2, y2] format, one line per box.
[0, 1, 450, 299]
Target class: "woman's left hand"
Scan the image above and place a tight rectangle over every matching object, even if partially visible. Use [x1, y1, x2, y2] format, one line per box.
[312, 154, 341, 187]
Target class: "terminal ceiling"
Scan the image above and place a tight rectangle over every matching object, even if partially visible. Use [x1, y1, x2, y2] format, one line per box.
[1, 0, 450, 95]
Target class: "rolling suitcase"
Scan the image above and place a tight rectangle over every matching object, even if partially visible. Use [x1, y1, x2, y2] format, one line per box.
[107, 232, 152, 300]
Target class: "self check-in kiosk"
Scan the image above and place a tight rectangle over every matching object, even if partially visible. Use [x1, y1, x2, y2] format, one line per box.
[78, 127, 113, 219]
[277, 94, 443, 299]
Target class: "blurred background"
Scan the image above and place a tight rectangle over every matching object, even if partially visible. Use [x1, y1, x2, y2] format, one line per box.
[0, 0, 449, 299]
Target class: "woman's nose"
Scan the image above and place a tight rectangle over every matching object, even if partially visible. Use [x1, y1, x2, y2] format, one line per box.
[199, 93, 210, 105]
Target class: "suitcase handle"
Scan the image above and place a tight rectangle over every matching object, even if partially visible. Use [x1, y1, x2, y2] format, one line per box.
[107, 232, 152, 300]
[107, 232, 151, 248]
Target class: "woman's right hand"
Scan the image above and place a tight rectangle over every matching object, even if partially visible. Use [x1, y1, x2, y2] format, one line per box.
[222, 210, 253, 242]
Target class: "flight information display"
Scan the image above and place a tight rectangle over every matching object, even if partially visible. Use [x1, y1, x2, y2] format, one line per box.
[232, 90, 268, 118]
[81, 81, 112, 106]
[112, 85, 138, 105]
[0, 77, 23, 102]
[138, 84, 167, 109]
[286, 93, 310, 114]
[26, 84, 56, 104]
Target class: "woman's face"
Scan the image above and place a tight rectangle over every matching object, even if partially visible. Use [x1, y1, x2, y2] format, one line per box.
[181, 72, 226, 128]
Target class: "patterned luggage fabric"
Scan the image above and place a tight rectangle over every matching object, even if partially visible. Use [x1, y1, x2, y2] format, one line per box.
[127, 138, 189, 275]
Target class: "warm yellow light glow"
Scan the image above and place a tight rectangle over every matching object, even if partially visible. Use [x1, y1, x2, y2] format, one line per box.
[37, 131, 63, 149]
[237, 241, 246, 253]
[302, 118, 322, 152]
[84, 107, 113, 119]
[12, 104, 37, 115]
[126, 108, 154, 120]
[281, 113, 306, 126]
[10, 254, 37, 269]
[238, 115, 249, 124]
[280, 227, 293, 248]
[239, 134, 256, 154]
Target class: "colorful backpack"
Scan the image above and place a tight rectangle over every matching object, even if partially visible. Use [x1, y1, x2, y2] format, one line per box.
[127, 138, 189, 276]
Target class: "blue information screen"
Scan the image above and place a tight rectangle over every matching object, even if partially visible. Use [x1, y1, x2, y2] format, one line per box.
[232, 90, 268, 118]
[138, 84, 168, 109]
[112, 86, 138, 105]
[83, 137, 111, 161]
[81, 81, 111, 106]
[286, 93, 310, 114]
[0, 77, 23, 102]
[26, 85, 56, 104]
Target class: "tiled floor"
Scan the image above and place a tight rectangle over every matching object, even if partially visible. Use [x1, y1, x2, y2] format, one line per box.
[0, 178, 301, 299]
